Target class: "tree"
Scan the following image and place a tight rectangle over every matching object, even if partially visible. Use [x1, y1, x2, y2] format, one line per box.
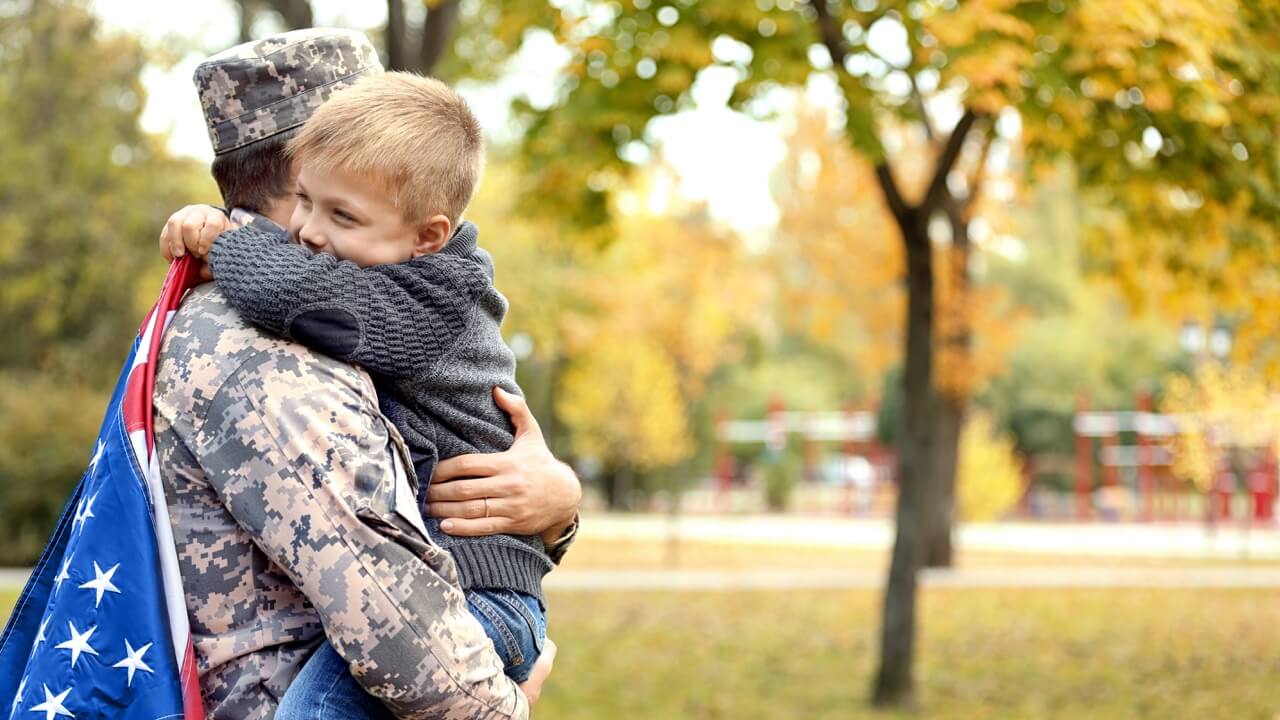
[232, 0, 532, 80]
[492, 0, 1278, 706]
[0, 0, 211, 563]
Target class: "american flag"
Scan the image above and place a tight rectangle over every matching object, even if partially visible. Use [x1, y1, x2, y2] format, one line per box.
[0, 258, 206, 719]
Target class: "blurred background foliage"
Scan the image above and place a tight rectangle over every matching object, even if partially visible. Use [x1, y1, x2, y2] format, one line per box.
[3, 0, 1280, 708]
[0, 0, 1272, 566]
[0, 0, 212, 563]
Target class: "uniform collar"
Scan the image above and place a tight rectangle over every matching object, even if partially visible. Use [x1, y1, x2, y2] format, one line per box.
[229, 207, 290, 238]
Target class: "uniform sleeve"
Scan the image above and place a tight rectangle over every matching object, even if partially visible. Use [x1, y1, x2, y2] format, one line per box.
[190, 350, 529, 720]
[546, 514, 580, 565]
[208, 225, 485, 380]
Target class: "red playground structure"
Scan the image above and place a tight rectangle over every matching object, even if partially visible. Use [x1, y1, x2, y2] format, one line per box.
[1073, 390, 1278, 523]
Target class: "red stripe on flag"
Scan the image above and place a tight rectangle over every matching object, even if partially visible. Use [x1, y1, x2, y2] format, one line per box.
[133, 257, 204, 455]
[122, 364, 148, 435]
[181, 639, 206, 719]
[146, 258, 208, 719]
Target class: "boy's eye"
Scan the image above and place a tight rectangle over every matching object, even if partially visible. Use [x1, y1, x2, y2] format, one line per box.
[295, 192, 310, 204]
[334, 209, 356, 223]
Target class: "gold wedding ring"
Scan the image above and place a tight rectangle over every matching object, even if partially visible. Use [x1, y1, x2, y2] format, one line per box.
[483, 497, 490, 518]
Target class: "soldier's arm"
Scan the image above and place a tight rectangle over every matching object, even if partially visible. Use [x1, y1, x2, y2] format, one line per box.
[192, 349, 529, 719]
[208, 225, 478, 379]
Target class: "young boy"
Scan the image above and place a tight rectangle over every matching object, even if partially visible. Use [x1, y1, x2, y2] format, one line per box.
[166, 72, 550, 714]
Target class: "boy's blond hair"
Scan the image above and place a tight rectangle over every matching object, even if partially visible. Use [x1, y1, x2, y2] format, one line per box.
[288, 72, 484, 227]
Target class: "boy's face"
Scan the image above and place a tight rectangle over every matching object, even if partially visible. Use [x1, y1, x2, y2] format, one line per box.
[289, 164, 449, 267]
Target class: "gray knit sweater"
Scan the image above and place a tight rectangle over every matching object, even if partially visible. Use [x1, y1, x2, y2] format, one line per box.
[208, 219, 552, 603]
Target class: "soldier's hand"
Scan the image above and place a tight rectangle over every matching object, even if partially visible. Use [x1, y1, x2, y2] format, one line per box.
[518, 638, 556, 708]
[160, 204, 231, 263]
[430, 388, 581, 539]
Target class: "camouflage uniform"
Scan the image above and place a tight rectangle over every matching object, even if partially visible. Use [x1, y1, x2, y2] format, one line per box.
[154, 281, 529, 719]
[157, 30, 531, 719]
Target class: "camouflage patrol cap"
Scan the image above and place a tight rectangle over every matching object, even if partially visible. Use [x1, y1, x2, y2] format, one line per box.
[194, 28, 383, 155]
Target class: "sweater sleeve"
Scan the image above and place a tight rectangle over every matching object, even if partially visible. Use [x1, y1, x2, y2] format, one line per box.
[208, 225, 486, 380]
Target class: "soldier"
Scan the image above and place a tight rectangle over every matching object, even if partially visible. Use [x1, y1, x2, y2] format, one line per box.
[154, 29, 580, 719]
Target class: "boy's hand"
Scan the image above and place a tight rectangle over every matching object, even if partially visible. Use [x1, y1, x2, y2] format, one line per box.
[159, 204, 232, 263]
[518, 638, 556, 709]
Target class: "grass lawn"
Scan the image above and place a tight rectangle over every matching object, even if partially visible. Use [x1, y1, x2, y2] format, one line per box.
[4, 586, 1272, 718]
[537, 588, 1278, 719]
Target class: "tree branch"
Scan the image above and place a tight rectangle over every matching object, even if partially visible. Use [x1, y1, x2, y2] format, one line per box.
[809, 0, 849, 69]
[923, 109, 978, 214]
[908, 72, 936, 143]
[963, 124, 994, 219]
[941, 193, 968, 250]
[261, 0, 313, 30]
[420, 0, 461, 77]
[875, 163, 911, 228]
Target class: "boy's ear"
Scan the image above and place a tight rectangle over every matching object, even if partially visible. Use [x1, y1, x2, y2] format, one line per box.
[412, 214, 452, 257]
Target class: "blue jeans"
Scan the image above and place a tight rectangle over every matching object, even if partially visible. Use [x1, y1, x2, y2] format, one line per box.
[276, 589, 546, 720]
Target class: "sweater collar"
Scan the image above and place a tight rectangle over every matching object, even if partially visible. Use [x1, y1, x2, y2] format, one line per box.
[439, 220, 479, 259]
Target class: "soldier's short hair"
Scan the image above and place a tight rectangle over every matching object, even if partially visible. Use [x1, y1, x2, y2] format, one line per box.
[209, 130, 297, 213]
[286, 72, 485, 228]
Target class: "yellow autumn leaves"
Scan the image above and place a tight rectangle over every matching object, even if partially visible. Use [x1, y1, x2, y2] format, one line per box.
[1162, 363, 1280, 492]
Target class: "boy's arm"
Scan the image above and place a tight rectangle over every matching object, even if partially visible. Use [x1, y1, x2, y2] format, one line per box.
[209, 225, 485, 379]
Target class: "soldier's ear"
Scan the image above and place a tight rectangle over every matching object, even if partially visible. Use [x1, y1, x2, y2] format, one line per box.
[412, 215, 451, 258]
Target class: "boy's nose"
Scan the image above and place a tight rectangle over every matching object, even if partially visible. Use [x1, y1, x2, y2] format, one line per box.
[297, 225, 325, 252]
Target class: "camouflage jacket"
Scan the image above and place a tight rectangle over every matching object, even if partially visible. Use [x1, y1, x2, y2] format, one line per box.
[153, 282, 529, 719]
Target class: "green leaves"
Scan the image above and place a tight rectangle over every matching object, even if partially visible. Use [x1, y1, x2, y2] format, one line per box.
[0, 0, 212, 385]
[0, 0, 212, 563]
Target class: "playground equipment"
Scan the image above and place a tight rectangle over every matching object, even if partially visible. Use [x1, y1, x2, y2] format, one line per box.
[712, 399, 891, 513]
[1073, 390, 1278, 523]
[706, 390, 1278, 525]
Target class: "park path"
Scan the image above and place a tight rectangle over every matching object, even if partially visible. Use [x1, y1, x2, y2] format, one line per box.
[544, 566, 1280, 591]
[582, 512, 1280, 560]
[7, 514, 1280, 591]
[5, 565, 1280, 592]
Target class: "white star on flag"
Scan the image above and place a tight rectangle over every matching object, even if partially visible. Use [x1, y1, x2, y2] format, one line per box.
[88, 439, 105, 473]
[54, 621, 99, 668]
[53, 556, 72, 592]
[72, 492, 98, 532]
[11, 675, 26, 714]
[33, 615, 50, 648]
[112, 639, 154, 687]
[29, 684, 74, 720]
[79, 561, 121, 607]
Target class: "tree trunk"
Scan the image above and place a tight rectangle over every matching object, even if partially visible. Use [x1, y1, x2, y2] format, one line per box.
[601, 465, 633, 510]
[385, 0, 459, 76]
[236, 0, 257, 43]
[872, 210, 937, 708]
[926, 396, 962, 567]
[261, 0, 313, 30]
[924, 210, 972, 568]
[419, 0, 460, 77]
[386, 0, 408, 71]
